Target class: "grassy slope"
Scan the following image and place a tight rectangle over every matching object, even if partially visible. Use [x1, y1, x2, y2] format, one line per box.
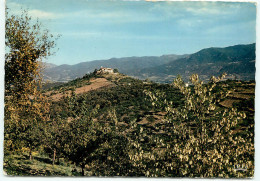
[4, 154, 85, 176]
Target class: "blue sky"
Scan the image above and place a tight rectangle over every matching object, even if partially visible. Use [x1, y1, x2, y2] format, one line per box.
[6, 0, 256, 65]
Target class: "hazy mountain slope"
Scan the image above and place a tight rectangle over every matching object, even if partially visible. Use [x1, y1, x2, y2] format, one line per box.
[43, 43, 255, 83]
[138, 43, 255, 82]
[44, 62, 58, 69]
[43, 54, 187, 82]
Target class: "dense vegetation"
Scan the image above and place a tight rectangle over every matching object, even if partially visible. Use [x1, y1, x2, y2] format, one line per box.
[5, 68, 255, 177]
[4, 9, 254, 178]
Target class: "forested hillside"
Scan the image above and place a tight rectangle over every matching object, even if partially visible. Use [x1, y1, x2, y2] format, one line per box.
[138, 43, 255, 82]
[5, 69, 255, 177]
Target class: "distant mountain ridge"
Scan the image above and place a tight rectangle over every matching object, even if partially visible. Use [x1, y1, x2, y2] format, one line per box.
[137, 43, 255, 82]
[43, 54, 188, 82]
[43, 43, 255, 83]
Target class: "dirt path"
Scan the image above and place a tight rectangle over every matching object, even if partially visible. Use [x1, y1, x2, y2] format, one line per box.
[49, 78, 116, 101]
[219, 99, 240, 108]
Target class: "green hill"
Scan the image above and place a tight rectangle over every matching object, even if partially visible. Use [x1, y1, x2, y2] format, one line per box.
[5, 69, 255, 177]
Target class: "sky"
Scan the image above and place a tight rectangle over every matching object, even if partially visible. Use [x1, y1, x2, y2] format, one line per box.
[6, 0, 257, 65]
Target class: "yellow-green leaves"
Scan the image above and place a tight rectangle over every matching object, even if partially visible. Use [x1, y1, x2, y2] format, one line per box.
[144, 74, 254, 177]
[5, 8, 57, 154]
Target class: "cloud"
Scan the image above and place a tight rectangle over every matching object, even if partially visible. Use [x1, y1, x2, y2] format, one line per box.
[61, 30, 172, 41]
[184, 3, 239, 16]
[149, 1, 242, 18]
[28, 9, 60, 19]
[185, 7, 223, 15]
[177, 18, 204, 28]
[7, 1, 62, 20]
[6, 1, 23, 13]
[7, 1, 19, 8]
[28, 9, 160, 23]
[61, 31, 102, 38]
[7, 1, 160, 25]
[62, 9, 161, 23]
[205, 20, 256, 36]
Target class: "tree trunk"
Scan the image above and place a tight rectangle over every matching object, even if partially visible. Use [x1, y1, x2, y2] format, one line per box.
[52, 149, 56, 165]
[29, 147, 32, 160]
[81, 163, 85, 176]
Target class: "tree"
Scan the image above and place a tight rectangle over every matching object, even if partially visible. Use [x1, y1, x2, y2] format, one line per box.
[61, 94, 132, 176]
[62, 102, 109, 176]
[5, 9, 58, 98]
[113, 69, 119, 73]
[4, 9, 58, 154]
[144, 74, 254, 177]
[42, 116, 68, 165]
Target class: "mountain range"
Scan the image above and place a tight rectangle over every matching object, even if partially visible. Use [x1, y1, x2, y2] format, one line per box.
[43, 43, 255, 83]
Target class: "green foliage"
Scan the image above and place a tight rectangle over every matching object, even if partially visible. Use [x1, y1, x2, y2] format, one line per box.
[147, 115, 155, 123]
[144, 74, 254, 177]
[5, 9, 58, 98]
[113, 68, 119, 73]
[42, 116, 69, 165]
[4, 8, 57, 158]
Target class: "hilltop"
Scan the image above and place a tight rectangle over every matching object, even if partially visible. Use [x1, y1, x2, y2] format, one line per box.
[44, 67, 183, 127]
[44, 68, 124, 101]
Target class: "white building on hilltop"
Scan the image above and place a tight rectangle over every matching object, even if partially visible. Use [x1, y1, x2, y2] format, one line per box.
[97, 67, 114, 74]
